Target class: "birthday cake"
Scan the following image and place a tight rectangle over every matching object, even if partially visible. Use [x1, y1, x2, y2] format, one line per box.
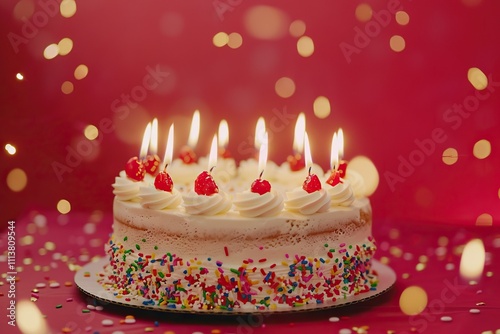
[101, 116, 378, 311]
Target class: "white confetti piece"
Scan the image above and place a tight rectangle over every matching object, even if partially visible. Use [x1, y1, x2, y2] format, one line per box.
[95, 306, 103, 311]
[49, 282, 60, 288]
[35, 283, 46, 288]
[440, 316, 452, 322]
[445, 263, 455, 271]
[329, 316, 340, 322]
[124, 318, 136, 324]
[339, 329, 352, 334]
[469, 308, 480, 314]
[102, 319, 114, 326]
[87, 305, 96, 310]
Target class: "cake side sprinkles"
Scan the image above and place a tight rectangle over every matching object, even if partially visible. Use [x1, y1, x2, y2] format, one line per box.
[101, 236, 378, 310]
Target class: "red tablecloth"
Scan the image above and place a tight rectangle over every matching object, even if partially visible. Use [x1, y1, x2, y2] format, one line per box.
[1, 211, 499, 334]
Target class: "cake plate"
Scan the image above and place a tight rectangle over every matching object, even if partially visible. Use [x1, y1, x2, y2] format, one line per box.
[75, 258, 396, 315]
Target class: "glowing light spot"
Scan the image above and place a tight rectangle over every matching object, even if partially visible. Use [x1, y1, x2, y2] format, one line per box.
[289, 20, 306, 37]
[395, 11, 410, 25]
[84, 125, 99, 140]
[347, 156, 379, 197]
[227, 32, 243, 49]
[57, 199, 71, 214]
[17, 300, 48, 334]
[14, 0, 35, 20]
[61, 81, 74, 94]
[313, 96, 331, 119]
[467, 67, 488, 90]
[355, 3, 373, 22]
[44, 241, 56, 251]
[7, 168, 28, 192]
[74, 64, 89, 80]
[442, 147, 458, 165]
[473, 139, 491, 159]
[297, 36, 314, 57]
[460, 239, 485, 280]
[213, 32, 229, 47]
[43, 44, 59, 60]
[60, 0, 77, 18]
[275, 77, 296, 98]
[476, 213, 493, 226]
[390, 35, 406, 52]
[244, 6, 288, 40]
[16, 73, 24, 80]
[399, 286, 428, 315]
[5, 144, 17, 155]
[58, 37, 73, 56]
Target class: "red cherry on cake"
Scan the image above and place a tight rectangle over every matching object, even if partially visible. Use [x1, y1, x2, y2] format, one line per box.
[154, 171, 174, 192]
[287, 153, 305, 171]
[326, 171, 342, 187]
[125, 157, 146, 181]
[194, 171, 219, 195]
[303, 173, 322, 193]
[251, 178, 271, 195]
[144, 154, 161, 176]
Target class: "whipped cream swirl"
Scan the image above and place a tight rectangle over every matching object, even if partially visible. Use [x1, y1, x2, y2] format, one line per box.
[112, 171, 141, 201]
[233, 190, 284, 217]
[183, 191, 232, 215]
[139, 186, 182, 210]
[326, 180, 355, 207]
[284, 188, 330, 215]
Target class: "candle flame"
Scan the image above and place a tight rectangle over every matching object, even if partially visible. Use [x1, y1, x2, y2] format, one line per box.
[254, 117, 266, 149]
[258, 132, 268, 178]
[187, 110, 200, 148]
[208, 134, 218, 170]
[218, 119, 229, 148]
[139, 122, 152, 159]
[162, 124, 174, 169]
[338, 128, 344, 159]
[330, 132, 339, 171]
[304, 131, 312, 171]
[150, 118, 158, 155]
[293, 112, 306, 153]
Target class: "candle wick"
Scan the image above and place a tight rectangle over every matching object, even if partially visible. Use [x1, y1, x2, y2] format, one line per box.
[209, 166, 216, 173]
[259, 170, 264, 179]
[308, 166, 312, 175]
[163, 163, 169, 172]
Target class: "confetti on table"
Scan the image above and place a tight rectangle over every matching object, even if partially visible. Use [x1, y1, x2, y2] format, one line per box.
[476, 302, 486, 306]
[87, 305, 96, 310]
[144, 328, 154, 332]
[66, 298, 73, 302]
[102, 319, 114, 326]
[64, 281, 73, 287]
[61, 327, 72, 333]
[339, 329, 352, 334]
[328, 316, 340, 322]
[95, 306, 103, 311]
[82, 309, 90, 313]
[36, 283, 46, 288]
[470, 308, 480, 314]
[49, 282, 60, 288]
[55, 304, 62, 309]
[440, 316, 452, 322]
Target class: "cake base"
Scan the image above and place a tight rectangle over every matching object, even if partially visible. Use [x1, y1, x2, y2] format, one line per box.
[75, 258, 395, 314]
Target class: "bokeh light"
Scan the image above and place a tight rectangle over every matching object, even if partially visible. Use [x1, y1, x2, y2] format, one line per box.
[289, 19, 306, 37]
[58, 37, 73, 56]
[395, 11, 410, 25]
[61, 81, 74, 94]
[459, 238, 485, 280]
[84, 125, 99, 140]
[57, 199, 71, 214]
[213, 32, 229, 47]
[244, 6, 288, 40]
[313, 96, 331, 119]
[442, 147, 458, 165]
[467, 67, 488, 90]
[16, 73, 24, 80]
[17, 300, 48, 334]
[74, 64, 89, 80]
[275, 77, 296, 98]
[43, 44, 59, 60]
[399, 286, 428, 315]
[476, 213, 493, 226]
[7, 168, 28, 192]
[390, 35, 406, 52]
[297, 36, 314, 57]
[473, 139, 491, 159]
[13, 0, 35, 20]
[355, 3, 372, 22]
[60, 0, 77, 18]
[5, 143, 17, 155]
[348, 156, 379, 197]
[227, 32, 243, 49]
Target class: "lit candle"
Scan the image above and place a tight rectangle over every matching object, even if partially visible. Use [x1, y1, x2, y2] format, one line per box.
[250, 132, 272, 195]
[154, 124, 175, 192]
[179, 110, 200, 164]
[124, 122, 151, 181]
[144, 118, 161, 176]
[254, 117, 266, 157]
[337, 128, 348, 178]
[326, 132, 342, 186]
[302, 132, 322, 193]
[218, 119, 231, 158]
[287, 112, 306, 171]
[194, 135, 219, 195]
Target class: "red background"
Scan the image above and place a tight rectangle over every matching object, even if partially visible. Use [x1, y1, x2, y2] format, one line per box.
[1, 0, 499, 226]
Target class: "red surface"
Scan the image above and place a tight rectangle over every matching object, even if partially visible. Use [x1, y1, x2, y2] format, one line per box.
[1, 211, 499, 333]
[1, 0, 499, 226]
